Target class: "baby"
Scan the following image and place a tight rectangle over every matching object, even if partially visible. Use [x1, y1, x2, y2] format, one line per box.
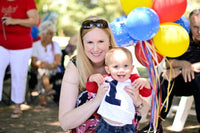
[86, 47, 152, 132]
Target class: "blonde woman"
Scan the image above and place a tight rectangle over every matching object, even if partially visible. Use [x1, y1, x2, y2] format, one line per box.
[59, 16, 149, 132]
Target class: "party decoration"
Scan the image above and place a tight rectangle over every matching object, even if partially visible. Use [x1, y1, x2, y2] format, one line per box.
[135, 40, 163, 67]
[135, 40, 162, 132]
[153, 22, 189, 57]
[120, 0, 152, 14]
[31, 26, 39, 41]
[152, 0, 187, 23]
[126, 7, 160, 41]
[110, 16, 136, 47]
[174, 16, 190, 33]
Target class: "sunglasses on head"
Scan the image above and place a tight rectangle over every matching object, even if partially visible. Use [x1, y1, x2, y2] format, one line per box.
[81, 19, 109, 29]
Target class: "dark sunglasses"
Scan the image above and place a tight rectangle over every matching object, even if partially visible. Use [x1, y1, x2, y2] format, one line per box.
[81, 19, 109, 29]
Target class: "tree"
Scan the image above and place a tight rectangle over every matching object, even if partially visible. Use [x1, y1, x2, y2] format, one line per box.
[35, 0, 200, 36]
[35, 0, 125, 36]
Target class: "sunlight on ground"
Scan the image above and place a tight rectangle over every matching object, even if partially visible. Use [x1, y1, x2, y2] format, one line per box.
[167, 125, 200, 131]
[9, 104, 32, 111]
[45, 121, 60, 126]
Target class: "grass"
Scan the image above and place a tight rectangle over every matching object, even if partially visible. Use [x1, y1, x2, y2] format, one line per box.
[137, 67, 149, 78]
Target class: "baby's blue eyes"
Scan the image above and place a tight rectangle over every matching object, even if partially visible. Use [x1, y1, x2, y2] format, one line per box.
[114, 65, 118, 68]
[113, 65, 128, 69]
[124, 65, 128, 68]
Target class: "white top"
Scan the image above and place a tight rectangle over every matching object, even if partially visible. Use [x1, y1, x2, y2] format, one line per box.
[32, 40, 62, 64]
[97, 76, 135, 124]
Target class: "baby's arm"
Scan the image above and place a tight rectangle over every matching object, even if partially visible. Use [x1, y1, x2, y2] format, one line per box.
[89, 73, 105, 86]
[132, 78, 151, 90]
[86, 73, 105, 93]
[131, 77, 152, 97]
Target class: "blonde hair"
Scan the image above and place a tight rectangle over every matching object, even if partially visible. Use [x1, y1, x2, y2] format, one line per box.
[38, 20, 56, 35]
[77, 16, 117, 91]
[105, 47, 133, 66]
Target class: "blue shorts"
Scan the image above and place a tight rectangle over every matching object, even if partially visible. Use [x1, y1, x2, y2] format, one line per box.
[95, 119, 136, 133]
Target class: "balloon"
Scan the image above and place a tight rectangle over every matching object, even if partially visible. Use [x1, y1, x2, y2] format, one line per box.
[135, 41, 163, 67]
[152, 0, 187, 23]
[120, 0, 152, 14]
[31, 26, 39, 41]
[153, 23, 189, 57]
[126, 7, 160, 41]
[109, 16, 136, 47]
[174, 16, 190, 33]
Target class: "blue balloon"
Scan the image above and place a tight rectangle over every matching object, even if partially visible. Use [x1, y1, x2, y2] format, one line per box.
[31, 26, 39, 41]
[109, 16, 136, 47]
[174, 16, 190, 33]
[126, 7, 160, 41]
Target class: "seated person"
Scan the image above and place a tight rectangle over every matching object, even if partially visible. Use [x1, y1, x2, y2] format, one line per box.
[61, 34, 78, 69]
[86, 47, 152, 132]
[140, 9, 200, 133]
[31, 21, 62, 107]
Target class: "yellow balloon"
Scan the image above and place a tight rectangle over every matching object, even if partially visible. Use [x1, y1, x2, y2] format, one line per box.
[153, 23, 189, 58]
[120, 0, 152, 14]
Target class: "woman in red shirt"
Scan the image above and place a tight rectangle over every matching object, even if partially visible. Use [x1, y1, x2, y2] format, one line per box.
[0, 0, 39, 118]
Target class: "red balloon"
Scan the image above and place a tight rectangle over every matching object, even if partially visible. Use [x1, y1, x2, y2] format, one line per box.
[135, 41, 163, 68]
[152, 0, 187, 23]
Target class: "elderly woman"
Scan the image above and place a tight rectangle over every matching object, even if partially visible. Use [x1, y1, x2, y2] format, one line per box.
[31, 21, 62, 107]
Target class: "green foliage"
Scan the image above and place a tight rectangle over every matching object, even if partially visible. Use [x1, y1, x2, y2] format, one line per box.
[35, 0, 125, 36]
[35, 0, 199, 37]
[137, 67, 149, 78]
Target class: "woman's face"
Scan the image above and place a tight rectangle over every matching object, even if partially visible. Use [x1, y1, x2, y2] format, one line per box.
[83, 28, 110, 65]
[41, 29, 54, 44]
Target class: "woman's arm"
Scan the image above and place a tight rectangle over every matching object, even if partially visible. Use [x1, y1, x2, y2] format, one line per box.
[59, 61, 106, 131]
[3, 9, 39, 27]
[49, 54, 61, 69]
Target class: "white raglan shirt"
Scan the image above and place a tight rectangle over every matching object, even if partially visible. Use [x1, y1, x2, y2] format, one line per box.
[97, 76, 135, 124]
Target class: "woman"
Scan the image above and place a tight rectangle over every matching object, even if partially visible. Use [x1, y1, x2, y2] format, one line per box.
[31, 21, 62, 107]
[0, 0, 39, 118]
[59, 16, 149, 132]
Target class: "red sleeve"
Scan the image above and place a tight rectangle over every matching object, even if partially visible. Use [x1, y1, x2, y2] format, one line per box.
[130, 74, 152, 97]
[86, 74, 109, 93]
[139, 87, 152, 97]
[86, 76, 98, 93]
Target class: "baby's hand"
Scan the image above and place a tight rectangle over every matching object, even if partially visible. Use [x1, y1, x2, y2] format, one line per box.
[89, 74, 105, 86]
[132, 78, 150, 90]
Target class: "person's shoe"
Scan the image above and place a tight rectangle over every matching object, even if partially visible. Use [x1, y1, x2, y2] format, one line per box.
[138, 123, 163, 133]
[11, 104, 23, 118]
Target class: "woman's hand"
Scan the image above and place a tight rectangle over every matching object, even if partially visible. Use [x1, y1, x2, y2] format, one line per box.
[2, 9, 39, 27]
[124, 85, 150, 115]
[124, 85, 140, 102]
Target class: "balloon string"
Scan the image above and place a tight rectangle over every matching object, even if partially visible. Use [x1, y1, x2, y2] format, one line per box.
[139, 40, 162, 132]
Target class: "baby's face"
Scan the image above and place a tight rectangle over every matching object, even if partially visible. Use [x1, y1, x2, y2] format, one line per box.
[106, 51, 133, 82]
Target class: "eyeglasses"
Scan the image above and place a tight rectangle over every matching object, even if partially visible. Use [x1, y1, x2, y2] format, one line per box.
[81, 19, 109, 29]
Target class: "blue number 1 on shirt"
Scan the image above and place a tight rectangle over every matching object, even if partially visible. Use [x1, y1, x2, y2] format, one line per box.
[105, 80, 121, 106]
